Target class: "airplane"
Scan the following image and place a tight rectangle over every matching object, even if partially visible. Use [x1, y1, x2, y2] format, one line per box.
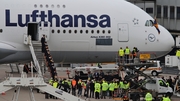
[0, 0, 175, 64]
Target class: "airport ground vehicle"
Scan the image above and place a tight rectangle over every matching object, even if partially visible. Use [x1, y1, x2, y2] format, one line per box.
[68, 66, 119, 79]
[135, 60, 162, 76]
[117, 61, 172, 101]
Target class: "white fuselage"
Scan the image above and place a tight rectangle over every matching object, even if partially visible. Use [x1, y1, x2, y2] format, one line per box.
[0, 0, 174, 63]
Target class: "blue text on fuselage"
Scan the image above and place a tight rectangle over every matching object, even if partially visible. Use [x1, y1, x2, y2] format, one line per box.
[5, 10, 111, 28]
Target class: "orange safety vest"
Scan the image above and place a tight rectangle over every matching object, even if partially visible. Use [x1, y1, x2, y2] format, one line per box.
[72, 80, 76, 87]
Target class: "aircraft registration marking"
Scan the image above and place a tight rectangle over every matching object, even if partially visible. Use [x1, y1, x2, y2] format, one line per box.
[90, 36, 111, 39]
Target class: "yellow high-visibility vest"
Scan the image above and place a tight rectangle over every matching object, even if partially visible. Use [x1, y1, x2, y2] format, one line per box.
[119, 49, 124, 56]
[53, 82, 58, 88]
[145, 92, 153, 101]
[125, 48, 130, 55]
[176, 50, 180, 57]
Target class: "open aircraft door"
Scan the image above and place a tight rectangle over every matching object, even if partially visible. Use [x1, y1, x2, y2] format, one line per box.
[27, 22, 39, 41]
[38, 21, 51, 41]
[117, 23, 129, 42]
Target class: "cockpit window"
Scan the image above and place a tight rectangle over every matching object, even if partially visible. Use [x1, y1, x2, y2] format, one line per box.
[149, 20, 154, 26]
[145, 20, 149, 26]
[145, 20, 154, 27]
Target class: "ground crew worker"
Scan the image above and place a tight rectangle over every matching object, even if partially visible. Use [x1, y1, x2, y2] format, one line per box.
[159, 80, 164, 86]
[176, 49, 180, 59]
[67, 80, 71, 93]
[123, 80, 130, 97]
[145, 92, 153, 101]
[124, 46, 131, 63]
[49, 78, 53, 85]
[71, 78, 76, 96]
[162, 93, 171, 101]
[82, 81, 86, 96]
[118, 47, 124, 63]
[48, 79, 54, 99]
[166, 82, 170, 87]
[109, 81, 115, 98]
[77, 79, 82, 97]
[90, 80, 95, 98]
[101, 80, 109, 99]
[97, 63, 102, 68]
[53, 79, 59, 99]
[114, 81, 119, 97]
[132, 47, 139, 60]
[94, 81, 101, 99]
[62, 79, 69, 92]
[119, 80, 124, 97]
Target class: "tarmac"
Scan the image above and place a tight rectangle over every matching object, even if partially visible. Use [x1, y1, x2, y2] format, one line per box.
[0, 64, 179, 101]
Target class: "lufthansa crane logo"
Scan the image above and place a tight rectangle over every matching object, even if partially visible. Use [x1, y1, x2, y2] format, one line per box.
[148, 33, 156, 42]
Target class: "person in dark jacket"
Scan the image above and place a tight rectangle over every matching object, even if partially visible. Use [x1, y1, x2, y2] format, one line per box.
[89, 80, 95, 98]
[85, 80, 90, 99]
[41, 35, 46, 53]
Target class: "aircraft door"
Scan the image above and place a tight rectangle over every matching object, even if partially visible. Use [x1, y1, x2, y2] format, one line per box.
[117, 23, 129, 42]
[27, 22, 39, 41]
[39, 21, 50, 41]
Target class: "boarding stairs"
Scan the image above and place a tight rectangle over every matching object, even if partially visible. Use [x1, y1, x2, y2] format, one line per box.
[0, 35, 85, 101]
[31, 41, 46, 75]
[9, 64, 20, 73]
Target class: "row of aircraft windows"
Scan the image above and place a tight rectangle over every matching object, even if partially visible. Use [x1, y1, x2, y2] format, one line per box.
[51, 29, 111, 34]
[34, 4, 66, 8]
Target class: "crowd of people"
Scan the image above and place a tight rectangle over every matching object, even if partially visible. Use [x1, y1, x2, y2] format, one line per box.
[43, 66, 180, 101]
[41, 35, 57, 80]
[118, 46, 139, 63]
[46, 74, 130, 100]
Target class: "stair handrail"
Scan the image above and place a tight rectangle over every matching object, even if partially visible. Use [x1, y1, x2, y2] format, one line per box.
[27, 35, 42, 78]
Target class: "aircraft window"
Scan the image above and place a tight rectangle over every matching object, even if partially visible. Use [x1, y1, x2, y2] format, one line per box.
[69, 30, 71, 34]
[91, 30, 94, 34]
[51, 4, 54, 8]
[63, 30, 66, 34]
[63, 5, 66, 8]
[0, 29, 2, 33]
[86, 30, 88, 34]
[108, 30, 111, 34]
[102, 30, 105, 34]
[96, 39, 112, 45]
[149, 20, 154, 26]
[80, 30, 83, 34]
[46, 5, 48, 8]
[34, 4, 37, 8]
[57, 30, 60, 33]
[51, 29, 54, 33]
[74, 30, 77, 34]
[40, 4, 43, 8]
[145, 20, 149, 26]
[57, 4, 60, 8]
[97, 30, 100, 34]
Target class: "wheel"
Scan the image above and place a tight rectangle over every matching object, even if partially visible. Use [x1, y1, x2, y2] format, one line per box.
[151, 71, 158, 76]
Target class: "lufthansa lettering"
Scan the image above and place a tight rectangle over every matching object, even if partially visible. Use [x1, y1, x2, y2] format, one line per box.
[5, 9, 111, 28]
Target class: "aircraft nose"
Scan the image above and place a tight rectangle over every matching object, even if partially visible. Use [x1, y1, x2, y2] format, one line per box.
[159, 25, 175, 51]
[0, 42, 17, 59]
